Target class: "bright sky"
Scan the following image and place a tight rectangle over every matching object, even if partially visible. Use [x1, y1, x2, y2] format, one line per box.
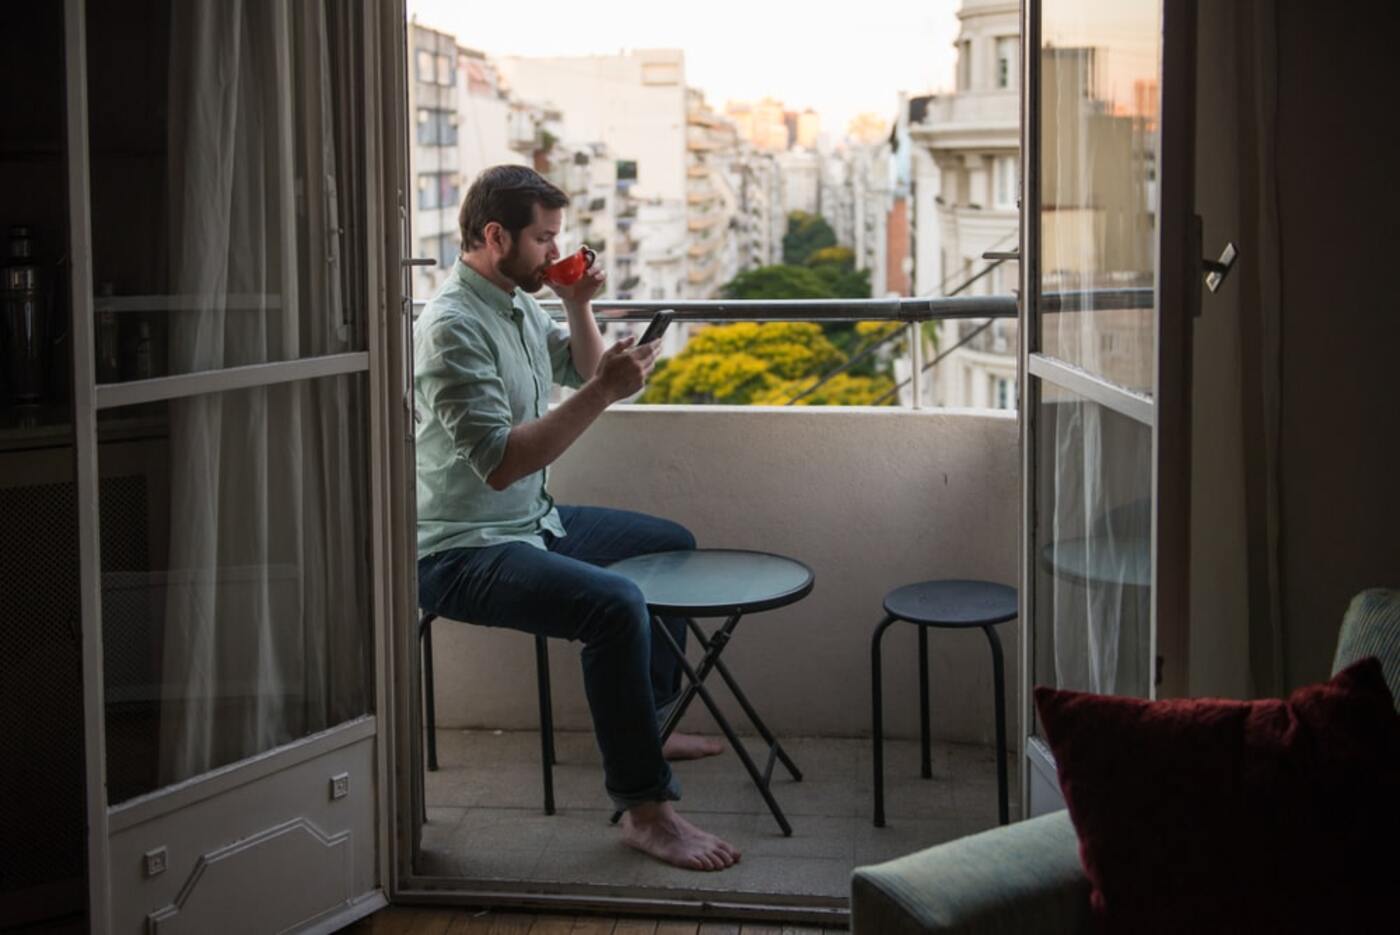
[407, 0, 962, 134]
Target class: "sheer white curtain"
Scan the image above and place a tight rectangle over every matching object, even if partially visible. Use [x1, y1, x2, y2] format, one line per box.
[158, 0, 368, 785]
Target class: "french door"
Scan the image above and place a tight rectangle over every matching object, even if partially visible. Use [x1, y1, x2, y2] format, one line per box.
[1019, 0, 1197, 816]
[68, 1, 414, 930]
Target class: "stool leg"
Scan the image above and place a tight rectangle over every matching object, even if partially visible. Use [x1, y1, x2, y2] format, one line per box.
[983, 624, 1009, 826]
[419, 614, 438, 772]
[871, 614, 897, 828]
[918, 625, 932, 780]
[534, 635, 555, 816]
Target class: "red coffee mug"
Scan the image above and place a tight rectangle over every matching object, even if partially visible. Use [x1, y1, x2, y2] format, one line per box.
[543, 245, 596, 286]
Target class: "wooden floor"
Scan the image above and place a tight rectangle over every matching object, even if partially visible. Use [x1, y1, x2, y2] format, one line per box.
[344, 906, 844, 934]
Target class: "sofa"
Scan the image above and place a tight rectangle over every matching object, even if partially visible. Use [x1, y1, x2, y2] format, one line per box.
[849, 588, 1400, 935]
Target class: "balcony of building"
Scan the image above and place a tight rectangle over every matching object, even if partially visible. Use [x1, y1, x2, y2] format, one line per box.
[687, 236, 722, 259]
[910, 91, 1019, 151]
[687, 212, 724, 233]
[685, 261, 718, 286]
[413, 297, 1023, 914]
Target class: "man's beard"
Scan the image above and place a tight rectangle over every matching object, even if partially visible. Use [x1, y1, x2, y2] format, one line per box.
[501, 242, 545, 293]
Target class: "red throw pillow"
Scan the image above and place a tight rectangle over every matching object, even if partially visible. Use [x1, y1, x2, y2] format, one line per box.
[1034, 658, 1400, 935]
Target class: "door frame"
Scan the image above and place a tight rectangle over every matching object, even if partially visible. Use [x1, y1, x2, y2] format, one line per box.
[1017, 0, 1198, 818]
[68, 0, 403, 929]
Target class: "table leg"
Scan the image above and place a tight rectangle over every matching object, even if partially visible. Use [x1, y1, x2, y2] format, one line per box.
[688, 620, 802, 782]
[657, 613, 742, 743]
[653, 616, 793, 836]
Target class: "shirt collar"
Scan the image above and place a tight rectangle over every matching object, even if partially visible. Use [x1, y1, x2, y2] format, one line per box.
[455, 259, 521, 319]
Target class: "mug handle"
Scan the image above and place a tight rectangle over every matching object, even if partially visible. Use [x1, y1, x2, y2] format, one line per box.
[581, 245, 596, 269]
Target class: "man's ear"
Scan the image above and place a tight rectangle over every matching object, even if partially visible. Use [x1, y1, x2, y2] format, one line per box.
[483, 221, 510, 255]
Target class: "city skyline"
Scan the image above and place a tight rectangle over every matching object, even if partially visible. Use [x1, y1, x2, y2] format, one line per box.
[407, 0, 962, 137]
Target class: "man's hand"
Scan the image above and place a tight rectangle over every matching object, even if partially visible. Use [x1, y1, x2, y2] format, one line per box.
[548, 263, 606, 307]
[591, 335, 661, 403]
[485, 333, 660, 490]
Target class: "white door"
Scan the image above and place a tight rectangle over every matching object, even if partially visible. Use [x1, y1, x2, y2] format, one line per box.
[68, 1, 412, 930]
[1019, 0, 1197, 816]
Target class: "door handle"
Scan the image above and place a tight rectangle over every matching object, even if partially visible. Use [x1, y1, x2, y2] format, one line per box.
[1203, 242, 1238, 293]
[981, 248, 1020, 261]
[401, 257, 437, 268]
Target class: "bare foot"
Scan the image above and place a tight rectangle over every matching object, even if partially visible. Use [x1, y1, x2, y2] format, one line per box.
[662, 732, 724, 761]
[620, 802, 742, 871]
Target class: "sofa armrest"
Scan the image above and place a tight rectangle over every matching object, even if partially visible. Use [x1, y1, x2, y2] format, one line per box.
[1332, 588, 1400, 707]
[850, 811, 1091, 935]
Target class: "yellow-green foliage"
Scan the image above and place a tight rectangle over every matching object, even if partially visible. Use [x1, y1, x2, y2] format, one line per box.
[753, 373, 898, 406]
[641, 322, 896, 406]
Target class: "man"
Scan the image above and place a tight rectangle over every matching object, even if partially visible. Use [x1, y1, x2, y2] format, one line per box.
[414, 165, 739, 871]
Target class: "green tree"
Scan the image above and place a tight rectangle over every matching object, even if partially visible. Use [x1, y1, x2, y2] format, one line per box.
[641, 322, 896, 406]
[782, 211, 837, 265]
[806, 245, 856, 269]
[722, 265, 837, 300]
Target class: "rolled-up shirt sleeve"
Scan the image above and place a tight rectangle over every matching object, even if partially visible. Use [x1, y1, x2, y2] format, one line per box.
[418, 319, 512, 482]
[546, 321, 586, 389]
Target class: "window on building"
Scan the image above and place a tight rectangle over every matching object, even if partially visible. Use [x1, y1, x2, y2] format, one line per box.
[417, 172, 460, 211]
[994, 155, 1018, 209]
[994, 376, 1014, 410]
[616, 160, 638, 182]
[996, 37, 1018, 89]
[417, 109, 458, 146]
[416, 49, 435, 84]
[423, 233, 457, 270]
[436, 52, 454, 87]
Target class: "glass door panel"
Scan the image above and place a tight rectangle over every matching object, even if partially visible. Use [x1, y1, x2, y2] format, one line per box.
[98, 373, 372, 803]
[82, 0, 376, 806]
[1023, 0, 1193, 817]
[84, 0, 367, 385]
[1038, 0, 1161, 396]
[1032, 387, 1152, 707]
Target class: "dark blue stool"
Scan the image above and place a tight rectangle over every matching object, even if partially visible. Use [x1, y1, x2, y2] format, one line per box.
[419, 612, 557, 815]
[871, 579, 1016, 828]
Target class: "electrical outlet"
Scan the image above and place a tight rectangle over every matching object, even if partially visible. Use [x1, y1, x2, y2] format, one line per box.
[330, 772, 350, 800]
[144, 847, 167, 877]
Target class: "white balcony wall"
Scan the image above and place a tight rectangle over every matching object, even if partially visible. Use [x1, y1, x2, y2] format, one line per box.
[429, 407, 1020, 745]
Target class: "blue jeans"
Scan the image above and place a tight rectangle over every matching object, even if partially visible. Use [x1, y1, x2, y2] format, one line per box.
[416, 505, 695, 810]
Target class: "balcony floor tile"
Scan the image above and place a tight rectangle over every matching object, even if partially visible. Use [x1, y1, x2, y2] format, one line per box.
[420, 729, 1022, 900]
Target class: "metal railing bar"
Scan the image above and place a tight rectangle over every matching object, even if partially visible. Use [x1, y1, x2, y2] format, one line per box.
[783, 257, 1011, 405]
[412, 294, 1018, 323]
[410, 287, 1152, 324]
[871, 319, 998, 407]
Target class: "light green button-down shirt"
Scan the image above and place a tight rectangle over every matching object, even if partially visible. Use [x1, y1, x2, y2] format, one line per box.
[415, 260, 584, 557]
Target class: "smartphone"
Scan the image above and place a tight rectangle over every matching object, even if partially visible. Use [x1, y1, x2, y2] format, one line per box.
[638, 310, 675, 345]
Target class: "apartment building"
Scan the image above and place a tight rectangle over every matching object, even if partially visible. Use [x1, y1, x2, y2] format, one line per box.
[684, 90, 739, 298]
[496, 50, 691, 302]
[775, 148, 821, 218]
[910, 0, 1021, 409]
[848, 142, 893, 297]
[727, 150, 785, 270]
[726, 96, 791, 153]
[407, 24, 466, 298]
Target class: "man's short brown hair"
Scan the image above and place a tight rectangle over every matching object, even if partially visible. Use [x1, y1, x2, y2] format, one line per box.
[458, 165, 569, 252]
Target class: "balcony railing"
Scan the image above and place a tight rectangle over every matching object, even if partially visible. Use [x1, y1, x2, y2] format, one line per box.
[410, 290, 1151, 410]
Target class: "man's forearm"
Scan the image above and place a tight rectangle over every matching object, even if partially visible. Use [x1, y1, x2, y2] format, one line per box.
[564, 300, 606, 379]
[485, 381, 611, 490]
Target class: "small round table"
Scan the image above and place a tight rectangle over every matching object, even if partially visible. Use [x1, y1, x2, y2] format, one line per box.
[607, 549, 814, 836]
